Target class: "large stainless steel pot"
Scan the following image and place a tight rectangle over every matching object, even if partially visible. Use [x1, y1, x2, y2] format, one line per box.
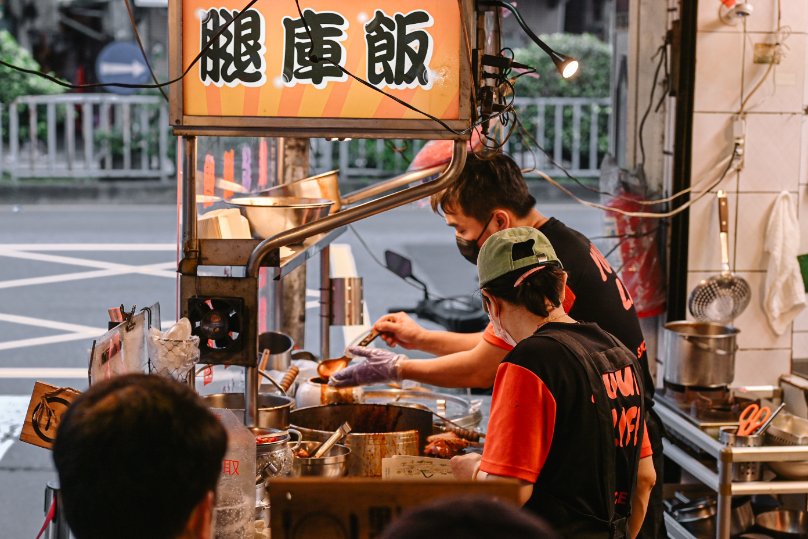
[259, 170, 341, 213]
[204, 393, 294, 430]
[663, 321, 739, 387]
[290, 404, 433, 477]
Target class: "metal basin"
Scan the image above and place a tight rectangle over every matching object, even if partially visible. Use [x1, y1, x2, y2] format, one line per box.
[292, 441, 350, 477]
[756, 510, 808, 538]
[259, 170, 341, 212]
[203, 392, 294, 430]
[227, 196, 333, 240]
[290, 404, 433, 477]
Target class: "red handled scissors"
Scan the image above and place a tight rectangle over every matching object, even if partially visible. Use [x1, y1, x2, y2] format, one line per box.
[737, 404, 772, 436]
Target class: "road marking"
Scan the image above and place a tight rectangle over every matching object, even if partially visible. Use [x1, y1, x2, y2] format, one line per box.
[0, 396, 29, 462]
[0, 313, 106, 334]
[0, 243, 175, 251]
[0, 368, 88, 379]
[0, 249, 175, 271]
[0, 261, 176, 290]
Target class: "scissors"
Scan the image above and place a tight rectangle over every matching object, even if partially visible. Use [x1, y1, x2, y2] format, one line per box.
[737, 403, 772, 436]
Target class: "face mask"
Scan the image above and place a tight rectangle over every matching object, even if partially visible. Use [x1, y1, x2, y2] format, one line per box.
[484, 296, 518, 347]
[455, 214, 495, 265]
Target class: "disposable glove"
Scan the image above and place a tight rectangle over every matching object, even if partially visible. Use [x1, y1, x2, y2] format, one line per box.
[327, 346, 406, 387]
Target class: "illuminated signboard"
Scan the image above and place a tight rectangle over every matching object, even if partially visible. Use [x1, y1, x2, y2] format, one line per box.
[169, 0, 473, 138]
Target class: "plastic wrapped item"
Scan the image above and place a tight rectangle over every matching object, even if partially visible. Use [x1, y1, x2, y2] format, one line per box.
[148, 318, 200, 383]
[210, 409, 256, 539]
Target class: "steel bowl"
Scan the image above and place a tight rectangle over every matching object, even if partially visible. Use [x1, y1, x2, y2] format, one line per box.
[756, 510, 808, 538]
[259, 170, 342, 212]
[227, 196, 333, 240]
[292, 441, 350, 477]
[203, 392, 294, 430]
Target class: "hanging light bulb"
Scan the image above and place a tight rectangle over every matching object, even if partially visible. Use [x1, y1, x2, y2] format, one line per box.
[484, 0, 580, 79]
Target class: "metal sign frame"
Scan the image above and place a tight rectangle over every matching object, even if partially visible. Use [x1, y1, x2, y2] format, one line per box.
[168, 0, 474, 139]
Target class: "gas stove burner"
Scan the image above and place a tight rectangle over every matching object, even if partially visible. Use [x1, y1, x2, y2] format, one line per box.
[657, 381, 758, 426]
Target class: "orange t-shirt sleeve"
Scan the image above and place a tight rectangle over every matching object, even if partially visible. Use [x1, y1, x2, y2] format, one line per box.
[640, 424, 653, 459]
[482, 322, 513, 351]
[480, 362, 556, 483]
[562, 284, 576, 312]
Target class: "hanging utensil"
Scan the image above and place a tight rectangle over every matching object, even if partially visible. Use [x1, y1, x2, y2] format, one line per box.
[317, 328, 381, 380]
[688, 190, 752, 323]
[755, 403, 786, 436]
[312, 421, 352, 459]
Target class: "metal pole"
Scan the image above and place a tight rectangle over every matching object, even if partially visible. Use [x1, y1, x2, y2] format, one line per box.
[181, 136, 198, 266]
[246, 141, 468, 278]
[320, 245, 331, 360]
[717, 450, 732, 538]
[43, 481, 70, 539]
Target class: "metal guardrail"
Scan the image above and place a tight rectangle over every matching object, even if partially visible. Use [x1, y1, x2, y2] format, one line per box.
[0, 95, 609, 182]
[1, 94, 173, 181]
[311, 96, 612, 179]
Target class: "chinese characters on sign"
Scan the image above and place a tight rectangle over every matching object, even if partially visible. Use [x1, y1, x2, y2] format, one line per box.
[199, 7, 435, 90]
[282, 10, 348, 88]
[222, 459, 240, 476]
[365, 10, 434, 89]
[200, 8, 266, 87]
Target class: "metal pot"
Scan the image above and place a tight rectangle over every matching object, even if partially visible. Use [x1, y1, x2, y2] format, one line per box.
[663, 321, 739, 387]
[226, 196, 333, 240]
[204, 393, 294, 430]
[290, 404, 433, 477]
[258, 331, 316, 371]
[259, 170, 342, 212]
[755, 510, 808, 538]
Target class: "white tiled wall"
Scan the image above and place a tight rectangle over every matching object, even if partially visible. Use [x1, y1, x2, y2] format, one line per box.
[684, 0, 808, 385]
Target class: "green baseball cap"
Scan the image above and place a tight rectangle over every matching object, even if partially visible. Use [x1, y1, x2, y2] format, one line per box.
[477, 227, 562, 287]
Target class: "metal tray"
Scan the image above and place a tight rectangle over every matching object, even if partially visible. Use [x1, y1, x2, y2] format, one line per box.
[362, 388, 482, 430]
[766, 413, 808, 446]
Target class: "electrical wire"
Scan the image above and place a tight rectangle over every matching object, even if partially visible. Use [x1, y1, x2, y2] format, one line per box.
[534, 142, 742, 219]
[123, 0, 168, 101]
[738, 0, 787, 114]
[637, 41, 668, 167]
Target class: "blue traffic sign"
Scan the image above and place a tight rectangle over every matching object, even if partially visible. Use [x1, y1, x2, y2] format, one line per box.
[95, 41, 151, 95]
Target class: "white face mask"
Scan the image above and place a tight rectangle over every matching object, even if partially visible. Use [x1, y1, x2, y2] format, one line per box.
[486, 298, 517, 347]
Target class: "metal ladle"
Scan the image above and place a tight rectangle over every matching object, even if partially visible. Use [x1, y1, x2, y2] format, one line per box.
[317, 329, 381, 380]
[311, 421, 352, 458]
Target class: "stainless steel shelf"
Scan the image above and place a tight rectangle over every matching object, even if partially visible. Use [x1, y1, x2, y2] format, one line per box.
[658, 398, 808, 538]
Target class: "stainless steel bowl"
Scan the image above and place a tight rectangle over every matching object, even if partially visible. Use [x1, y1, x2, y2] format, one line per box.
[292, 441, 350, 477]
[227, 196, 333, 240]
[765, 413, 808, 479]
[203, 392, 294, 430]
[755, 510, 808, 538]
[259, 170, 341, 212]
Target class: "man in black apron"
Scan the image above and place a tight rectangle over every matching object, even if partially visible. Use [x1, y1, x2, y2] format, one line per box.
[450, 227, 655, 538]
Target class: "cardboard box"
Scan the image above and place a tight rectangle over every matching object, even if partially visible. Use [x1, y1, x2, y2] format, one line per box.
[19, 382, 81, 450]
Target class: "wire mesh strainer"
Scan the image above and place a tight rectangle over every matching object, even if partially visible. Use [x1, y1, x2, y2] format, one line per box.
[688, 191, 751, 323]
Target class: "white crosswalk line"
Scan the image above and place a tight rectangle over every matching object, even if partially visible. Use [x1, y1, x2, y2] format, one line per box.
[0, 243, 175, 251]
[0, 396, 30, 462]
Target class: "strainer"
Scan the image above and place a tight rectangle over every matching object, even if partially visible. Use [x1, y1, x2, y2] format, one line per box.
[688, 191, 751, 323]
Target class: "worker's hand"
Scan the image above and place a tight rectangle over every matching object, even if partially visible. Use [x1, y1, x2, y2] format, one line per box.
[373, 312, 427, 350]
[450, 452, 482, 480]
[328, 347, 406, 387]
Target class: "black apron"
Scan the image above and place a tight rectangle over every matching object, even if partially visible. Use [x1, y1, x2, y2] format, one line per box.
[533, 327, 646, 539]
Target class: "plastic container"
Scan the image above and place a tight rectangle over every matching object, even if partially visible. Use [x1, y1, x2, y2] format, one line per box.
[210, 409, 256, 539]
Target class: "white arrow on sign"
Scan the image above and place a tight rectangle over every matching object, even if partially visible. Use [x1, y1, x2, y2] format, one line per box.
[99, 60, 147, 78]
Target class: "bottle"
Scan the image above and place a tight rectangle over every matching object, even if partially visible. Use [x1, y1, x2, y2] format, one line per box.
[210, 408, 256, 539]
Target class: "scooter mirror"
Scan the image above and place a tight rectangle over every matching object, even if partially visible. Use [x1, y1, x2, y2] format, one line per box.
[384, 250, 414, 280]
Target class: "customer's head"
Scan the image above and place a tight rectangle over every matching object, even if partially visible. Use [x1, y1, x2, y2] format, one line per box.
[53, 374, 227, 539]
[478, 227, 566, 324]
[380, 495, 558, 539]
[431, 153, 535, 263]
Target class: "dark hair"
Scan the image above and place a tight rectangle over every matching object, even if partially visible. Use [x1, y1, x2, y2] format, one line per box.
[431, 153, 536, 222]
[380, 495, 558, 539]
[483, 265, 565, 318]
[53, 374, 227, 539]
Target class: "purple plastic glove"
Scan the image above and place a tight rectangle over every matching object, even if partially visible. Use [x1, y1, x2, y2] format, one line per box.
[327, 346, 406, 387]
